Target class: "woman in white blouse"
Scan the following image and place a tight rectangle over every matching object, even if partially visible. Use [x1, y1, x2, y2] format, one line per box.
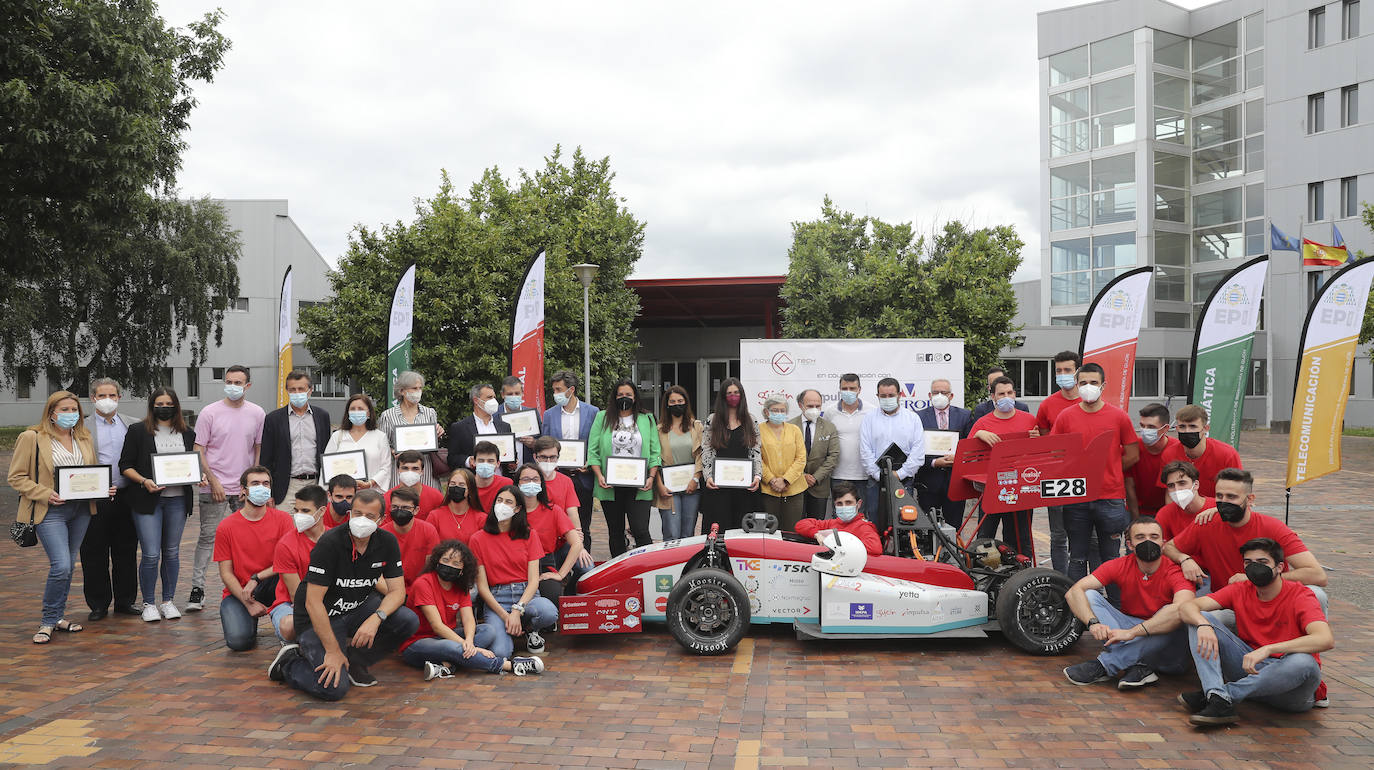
[324, 394, 392, 491]
[377, 371, 442, 488]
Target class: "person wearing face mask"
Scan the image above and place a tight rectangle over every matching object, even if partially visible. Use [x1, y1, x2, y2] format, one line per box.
[1158, 405, 1243, 499]
[324, 394, 392, 491]
[268, 485, 331, 642]
[9, 391, 114, 644]
[1063, 517, 1196, 689]
[469, 442, 515, 513]
[386, 451, 445, 519]
[1154, 462, 1212, 541]
[269, 489, 418, 698]
[1050, 363, 1140, 583]
[1124, 403, 1175, 518]
[589, 378, 662, 556]
[381, 486, 441, 587]
[78, 377, 139, 621]
[915, 379, 971, 529]
[324, 476, 357, 529]
[470, 487, 559, 658]
[378, 370, 443, 489]
[858, 377, 925, 533]
[513, 463, 584, 603]
[1036, 352, 1083, 574]
[427, 469, 487, 544]
[447, 383, 513, 476]
[654, 386, 704, 539]
[531, 436, 581, 522]
[496, 375, 536, 469]
[758, 394, 809, 530]
[829, 374, 870, 510]
[789, 389, 840, 521]
[213, 466, 294, 651]
[119, 387, 204, 622]
[793, 483, 881, 555]
[260, 371, 332, 506]
[540, 370, 600, 548]
[190, 364, 265, 612]
[970, 365, 1030, 422]
[401, 540, 545, 679]
[700, 377, 763, 535]
[1179, 538, 1332, 725]
[969, 377, 1041, 555]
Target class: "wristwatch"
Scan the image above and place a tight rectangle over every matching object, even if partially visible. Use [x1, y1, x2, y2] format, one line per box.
[374, 609, 388, 621]
[1086, 617, 1100, 627]
[510, 602, 526, 614]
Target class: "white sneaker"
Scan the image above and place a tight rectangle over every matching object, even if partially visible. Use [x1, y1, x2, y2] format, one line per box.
[159, 601, 181, 619]
[424, 662, 453, 681]
[510, 656, 545, 676]
[141, 604, 161, 622]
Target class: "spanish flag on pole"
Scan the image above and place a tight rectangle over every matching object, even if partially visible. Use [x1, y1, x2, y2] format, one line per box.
[1302, 238, 1347, 267]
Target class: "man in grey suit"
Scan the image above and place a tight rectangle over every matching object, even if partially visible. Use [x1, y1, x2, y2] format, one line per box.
[82, 377, 140, 620]
[789, 389, 841, 520]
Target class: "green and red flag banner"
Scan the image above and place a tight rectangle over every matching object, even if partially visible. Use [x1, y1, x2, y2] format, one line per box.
[510, 249, 547, 414]
[385, 264, 416, 410]
[1188, 256, 1268, 447]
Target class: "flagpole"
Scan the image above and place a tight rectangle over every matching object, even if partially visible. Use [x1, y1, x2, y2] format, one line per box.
[1264, 260, 1273, 430]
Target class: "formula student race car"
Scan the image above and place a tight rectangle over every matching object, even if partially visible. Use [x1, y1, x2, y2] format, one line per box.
[558, 510, 1083, 656]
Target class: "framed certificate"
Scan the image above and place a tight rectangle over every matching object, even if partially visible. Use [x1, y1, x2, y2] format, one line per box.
[394, 423, 439, 453]
[151, 452, 200, 487]
[502, 409, 540, 437]
[605, 457, 648, 488]
[321, 450, 368, 481]
[556, 440, 587, 469]
[57, 464, 111, 500]
[488, 433, 518, 463]
[712, 458, 753, 488]
[924, 430, 960, 456]
[661, 463, 696, 493]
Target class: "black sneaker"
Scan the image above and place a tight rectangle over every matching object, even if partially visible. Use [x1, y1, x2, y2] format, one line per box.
[267, 644, 300, 682]
[424, 662, 453, 681]
[1189, 694, 1239, 726]
[1063, 660, 1111, 686]
[347, 662, 378, 687]
[1117, 664, 1159, 690]
[510, 656, 545, 676]
[525, 631, 546, 656]
[1177, 690, 1208, 713]
[186, 586, 205, 612]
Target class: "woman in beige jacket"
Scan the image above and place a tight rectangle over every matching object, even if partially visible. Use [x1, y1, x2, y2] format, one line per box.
[654, 386, 703, 540]
[8, 391, 112, 643]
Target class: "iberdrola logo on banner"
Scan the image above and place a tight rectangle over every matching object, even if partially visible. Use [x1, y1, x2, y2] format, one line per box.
[386, 264, 416, 410]
[1189, 256, 1268, 447]
[1079, 267, 1153, 410]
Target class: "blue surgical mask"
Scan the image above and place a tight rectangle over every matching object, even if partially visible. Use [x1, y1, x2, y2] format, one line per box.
[224, 384, 245, 401]
[504, 395, 523, 410]
[1056, 373, 1077, 391]
[839, 390, 858, 405]
[288, 392, 309, 408]
[348, 410, 368, 425]
[1137, 427, 1160, 445]
[518, 482, 542, 497]
[53, 412, 79, 429]
[878, 396, 900, 412]
[246, 485, 272, 507]
[835, 505, 859, 522]
[995, 397, 1015, 413]
[553, 391, 570, 407]
[768, 411, 787, 424]
[475, 462, 497, 479]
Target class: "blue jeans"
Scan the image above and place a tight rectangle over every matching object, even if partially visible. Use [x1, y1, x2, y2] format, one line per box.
[1065, 498, 1127, 583]
[35, 501, 91, 626]
[1087, 591, 1190, 676]
[220, 593, 260, 651]
[402, 636, 505, 674]
[474, 582, 558, 660]
[132, 495, 188, 604]
[659, 491, 702, 540]
[1189, 612, 1321, 711]
[279, 592, 419, 701]
[270, 603, 294, 642]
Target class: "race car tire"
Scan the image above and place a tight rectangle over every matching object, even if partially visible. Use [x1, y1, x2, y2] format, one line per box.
[994, 567, 1081, 656]
[666, 567, 750, 655]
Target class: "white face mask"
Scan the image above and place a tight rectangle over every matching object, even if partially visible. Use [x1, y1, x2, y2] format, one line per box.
[1077, 384, 1102, 404]
[802, 407, 820, 422]
[480, 398, 499, 416]
[404, 390, 422, 404]
[293, 511, 319, 533]
[94, 398, 118, 415]
[348, 515, 378, 538]
[878, 396, 900, 413]
[538, 461, 559, 477]
[929, 394, 950, 410]
[398, 470, 422, 487]
[493, 502, 516, 522]
[1170, 488, 1196, 508]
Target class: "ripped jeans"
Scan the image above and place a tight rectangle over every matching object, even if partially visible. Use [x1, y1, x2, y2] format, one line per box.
[1065, 498, 1128, 598]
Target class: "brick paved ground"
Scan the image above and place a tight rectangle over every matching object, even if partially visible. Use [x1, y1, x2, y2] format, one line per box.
[1, 431, 1373, 768]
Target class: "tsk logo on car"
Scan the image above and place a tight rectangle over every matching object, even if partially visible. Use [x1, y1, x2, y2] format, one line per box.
[849, 603, 873, 620]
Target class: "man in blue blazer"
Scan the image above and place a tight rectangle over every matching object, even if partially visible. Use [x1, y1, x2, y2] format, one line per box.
[970, 365, 1030, 422]
[541, 370, 600, 548]
[915, 378, 973, 529]
[260, 371, 332, 506]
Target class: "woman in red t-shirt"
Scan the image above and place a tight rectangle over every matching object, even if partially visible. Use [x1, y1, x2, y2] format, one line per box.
[400, 540, 544, 678]
[513, 463, 585, 606]
[425, 468, 487, 545]
[470, 487, 559, 660]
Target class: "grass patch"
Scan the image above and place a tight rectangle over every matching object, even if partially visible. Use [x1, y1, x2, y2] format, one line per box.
[0, 426, 27, 451]
[1344, 426, 1374, 438]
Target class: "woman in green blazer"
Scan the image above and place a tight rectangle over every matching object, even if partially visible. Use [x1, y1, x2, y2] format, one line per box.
[588, 378, 661, 557]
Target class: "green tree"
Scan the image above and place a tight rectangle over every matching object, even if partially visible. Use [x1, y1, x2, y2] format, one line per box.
[1359, 201, 1374, 351]
[779, 198, 1023, 406]
[300, 146, 644, 423]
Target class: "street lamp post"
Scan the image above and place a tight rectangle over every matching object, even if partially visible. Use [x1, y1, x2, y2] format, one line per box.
[572, 263, 600, 401]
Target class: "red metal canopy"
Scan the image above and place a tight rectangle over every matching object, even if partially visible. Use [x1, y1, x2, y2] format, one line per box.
[627, 275, 786, 337]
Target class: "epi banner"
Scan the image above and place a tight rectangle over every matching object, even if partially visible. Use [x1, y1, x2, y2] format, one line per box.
[1286, 257, 1374, 488]
[510, 249, 547, 414]
[1078, 267, 1153, 410]
[385, 264, 416, 410]
[1188, 256, 1268, 447]
[276, 266, 293, 409]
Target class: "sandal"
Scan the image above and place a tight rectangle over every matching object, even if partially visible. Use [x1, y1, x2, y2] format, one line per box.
[55, 619, 83, 633]
[33, 626, 53, 644]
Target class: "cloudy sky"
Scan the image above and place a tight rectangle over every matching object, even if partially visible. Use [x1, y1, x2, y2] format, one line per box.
[162, 0, 1203, 283]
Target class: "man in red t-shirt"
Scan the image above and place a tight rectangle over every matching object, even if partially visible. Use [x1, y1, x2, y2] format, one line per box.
[1125, 403, 1175, 517]
[794, 483, 881, 555]
[970, 376, 1039, 556]
[1050, 363, 1140, 582]
[1037, 350, 1083, 574]
[386, 451, 444, 519]
[213, 465, 294, 651]
[1063, 516, 1196, 689]
[1159, 405, 1242, 498]
[1179, 538, 1333, 725]
[270, 485, 330, 643]
[471, 441, 513, 513]
[381, 486, 441, 587]
[1155, 461, 1211, 541]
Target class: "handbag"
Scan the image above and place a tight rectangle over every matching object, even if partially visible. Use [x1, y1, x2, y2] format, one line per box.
[10, 431, 39, 547]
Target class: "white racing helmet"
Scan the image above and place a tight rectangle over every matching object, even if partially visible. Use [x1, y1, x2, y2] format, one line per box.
[811, 530, 868, 577]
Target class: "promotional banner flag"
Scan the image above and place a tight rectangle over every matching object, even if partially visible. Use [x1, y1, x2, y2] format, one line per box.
[1270, 224, 1302, 253]
[1078, 267, 1152, 410]
[385, 264, 416, 410]
[1302, 238, 1347, 267]
[276, 266, 293, 409]
[1188, 256, 1268, 447]
[1333, 224, 1355, 264]
[510, 249, 547, 414]
[1286, 257, 1374, 488]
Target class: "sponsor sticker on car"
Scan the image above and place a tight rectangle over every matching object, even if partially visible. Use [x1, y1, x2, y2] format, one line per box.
[849, 603, 873, 620]
[655, 575, 673, 593]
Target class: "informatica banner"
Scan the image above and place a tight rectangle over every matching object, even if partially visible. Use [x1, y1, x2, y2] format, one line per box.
[1079, 267, 1152, 410]
[1189, 256, 1268, 447]
[739, 338, 965, 419]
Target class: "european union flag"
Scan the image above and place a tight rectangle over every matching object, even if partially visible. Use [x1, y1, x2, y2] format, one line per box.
[1270, 223, 1302, 252]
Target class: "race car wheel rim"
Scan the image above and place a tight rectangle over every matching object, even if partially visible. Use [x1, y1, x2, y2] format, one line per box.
[1017, 584, 1070, 639]
[682, 586, 735, 637]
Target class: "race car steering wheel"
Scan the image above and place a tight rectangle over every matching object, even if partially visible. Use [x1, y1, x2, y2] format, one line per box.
[741, 512, 778, 534]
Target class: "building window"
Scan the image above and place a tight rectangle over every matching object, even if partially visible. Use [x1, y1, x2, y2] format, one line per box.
[1092, 152, 1135, 223]
[1309, 181, 1326, 221]
[16, 367, 34, 400]
[1193, 270, 1227, 319]
[1342, 177, 1360, 218]
[1164, 359, 1191, 396]
[1195, 224, 1244, 263]
[1308, 92, 1326, 133]
[1195, 188, 1242, 228]
[1246, 360, 1267, 397]
[1049, 87, 1090, 157]
[1022, 360, 1050, 398]
[1156, 265, 1186, 302]
[1307, 271, 1326, 304]
[1310, 6, 1327, 48]
[1154, 30, 1189, 69]
[218, 296, 249, 312]
[1343, 0, 1360, 39]
[1133, 359, 1161, 397]
[1193, 22, 1240, 105]
[1194, 105, 1242, 183]
[1050, 45, 1089, 86]
[186, 367, 200, 398]
[1050, 162, 1090, 230]
[298, 366, 348, 399]
[1091, 32, 1133, 74]
[1155, 311, 1191, 328]
[1091, 76, 1135, 148]
[1050, 315, 1083, 326]
[1050, 233, 1136, 306]
[1155, 152, 1189, 223]
[1154, 73, 1189, 144]
[211, 367, 225, 381]
[1155, 232, 1189, 266]
[1342, 85, 1358, 126]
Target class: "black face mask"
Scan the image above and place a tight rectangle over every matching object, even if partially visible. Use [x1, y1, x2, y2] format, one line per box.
[446, 486, 467, 504]
[1134, 540, 1162, 562]
[1245, 561, 1277, 587]
[1177, 431, 1203, 449]
[617, 396, 635, 412]
[390, 507, 416, 526]
[435, 563, 463, 584]
[152, 405, 178, 421]
[667, 404, 686, 417]
[332, 499, 352, 517]
[1216, 501, 1247, 523]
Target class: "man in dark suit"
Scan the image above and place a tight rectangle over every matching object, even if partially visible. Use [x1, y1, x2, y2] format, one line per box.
[496, 375, 536, 469]
[788, 389, 840, 519]
[447, 383, 512, 473]
[541, 370, 600, 547]
[915, 377, 973, 529]
[970, 365, 1030, 422]
[261, 371, 332, 505]
[82, 377, 140, 619]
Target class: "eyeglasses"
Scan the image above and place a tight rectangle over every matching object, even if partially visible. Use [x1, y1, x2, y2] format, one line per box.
[535, 454, 559, 462]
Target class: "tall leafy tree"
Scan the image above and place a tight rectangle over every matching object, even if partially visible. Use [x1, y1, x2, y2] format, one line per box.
[300, 146, 644, 423]
[780, 198, 1024, 406]
[1358, 201, 1374, 351]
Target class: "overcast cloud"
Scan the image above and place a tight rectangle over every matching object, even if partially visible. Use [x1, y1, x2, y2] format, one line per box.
[162, 0, 1205, 283]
